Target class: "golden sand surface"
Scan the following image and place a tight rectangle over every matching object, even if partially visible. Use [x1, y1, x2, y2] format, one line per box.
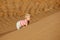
[0, 12, 60, 40]
[0, 0, 60, 39]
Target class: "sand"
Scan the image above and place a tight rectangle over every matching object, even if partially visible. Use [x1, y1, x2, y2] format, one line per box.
[0, 0, 60, 40]
[0, 0, 60, 36]
[0, 12, 60, 40]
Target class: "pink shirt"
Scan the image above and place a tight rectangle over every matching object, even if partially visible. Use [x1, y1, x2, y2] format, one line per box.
[20, 19, 27, 26]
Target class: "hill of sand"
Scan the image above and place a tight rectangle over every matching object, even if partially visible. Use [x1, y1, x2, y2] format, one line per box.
[0, 0, 60, 39]
[0, 9, 59, 36]
[0, 0, 60, 35]
[0, 12, 60, 40]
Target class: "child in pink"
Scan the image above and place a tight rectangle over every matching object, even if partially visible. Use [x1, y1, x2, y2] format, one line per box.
[16, 13, 30, 30]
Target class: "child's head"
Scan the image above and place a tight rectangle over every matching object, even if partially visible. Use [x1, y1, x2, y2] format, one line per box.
[25, 13, 30, 21]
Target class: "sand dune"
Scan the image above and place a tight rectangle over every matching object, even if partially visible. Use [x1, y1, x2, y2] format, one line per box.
[0, 0, 60, 40]
[0, 9, 58, 36]
[1, 12, 60, 40]
[0, 0, 60, 36]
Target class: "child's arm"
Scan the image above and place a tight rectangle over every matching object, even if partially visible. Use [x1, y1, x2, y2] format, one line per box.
[25, 23, 27, 26]
[25, 21, 28, 27]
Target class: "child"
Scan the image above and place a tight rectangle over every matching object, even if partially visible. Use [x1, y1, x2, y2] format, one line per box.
[16, 13, 30, 30]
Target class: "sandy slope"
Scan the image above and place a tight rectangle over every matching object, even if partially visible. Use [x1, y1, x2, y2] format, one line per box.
[0, 12, 60, 40]
[0, 9, 57, 36]
[0, 0, 60, 36]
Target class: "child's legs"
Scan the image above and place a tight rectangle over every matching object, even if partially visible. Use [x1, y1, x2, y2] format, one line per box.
[16, 21, 21, 30]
